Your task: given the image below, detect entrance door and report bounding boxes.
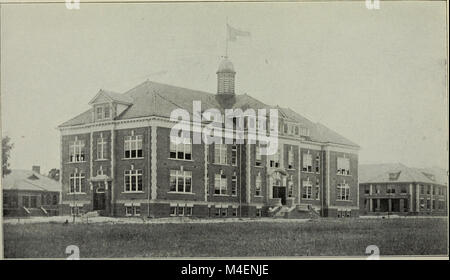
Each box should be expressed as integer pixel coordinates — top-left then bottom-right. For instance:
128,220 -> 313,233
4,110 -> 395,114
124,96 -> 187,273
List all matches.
93,192 -> 106,211
273,186 -> 286,205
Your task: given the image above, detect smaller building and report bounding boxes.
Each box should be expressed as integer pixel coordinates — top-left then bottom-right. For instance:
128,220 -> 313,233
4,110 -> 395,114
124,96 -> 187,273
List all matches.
2,167 -> 61,217
359,163 -> 447,216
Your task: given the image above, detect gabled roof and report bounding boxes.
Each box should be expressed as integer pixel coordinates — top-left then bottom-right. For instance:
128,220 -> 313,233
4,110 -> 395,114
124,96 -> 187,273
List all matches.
59,80 -> 359,148
88,89 -> 133,105
359,163 -> 448,186
2,170 -> 61,192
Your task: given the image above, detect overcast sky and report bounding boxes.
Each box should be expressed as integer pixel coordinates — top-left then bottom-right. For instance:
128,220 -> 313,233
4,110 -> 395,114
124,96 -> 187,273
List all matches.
1,1 -> 448,174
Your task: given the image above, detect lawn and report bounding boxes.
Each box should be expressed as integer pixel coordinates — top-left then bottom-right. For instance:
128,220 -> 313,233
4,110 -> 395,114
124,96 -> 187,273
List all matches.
3,218 -> 448,258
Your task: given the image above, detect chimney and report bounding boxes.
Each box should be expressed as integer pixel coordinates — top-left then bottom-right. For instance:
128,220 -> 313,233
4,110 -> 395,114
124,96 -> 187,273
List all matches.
32,165 -> 40,174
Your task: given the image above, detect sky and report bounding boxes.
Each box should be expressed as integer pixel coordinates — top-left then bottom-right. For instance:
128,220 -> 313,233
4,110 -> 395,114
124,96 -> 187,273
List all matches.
1,1 -> 448,175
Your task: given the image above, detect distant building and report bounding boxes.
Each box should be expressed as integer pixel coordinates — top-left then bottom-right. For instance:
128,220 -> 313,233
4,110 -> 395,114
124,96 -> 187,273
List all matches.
2,167 -> 61,216
359,163 -> 447,216
58,58 -> 360,218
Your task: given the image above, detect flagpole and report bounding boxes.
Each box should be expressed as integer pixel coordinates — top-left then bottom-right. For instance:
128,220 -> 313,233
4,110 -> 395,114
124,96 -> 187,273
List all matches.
225,16 -> 229,58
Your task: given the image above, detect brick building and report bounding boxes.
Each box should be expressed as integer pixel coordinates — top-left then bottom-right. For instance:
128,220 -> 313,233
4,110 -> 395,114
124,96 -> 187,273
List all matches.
2,166 -> 60,217
58,58 -> 360,218
359,163 -> 448,216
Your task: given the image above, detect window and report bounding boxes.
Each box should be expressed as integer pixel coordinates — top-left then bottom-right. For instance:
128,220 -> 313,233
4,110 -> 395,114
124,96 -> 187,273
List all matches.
302,180 -> 313,199
288,179 -> 294,198
365,186 -> 370,194
426,199 -> 431,210
288,147 -> 294,169
231,145 -> 238,166
231,175 -> 237,196
294,126 -> 299,135
337,157 -> 350,175
300,126 -> 309,137
255,145 -> 262,166
97,136 -> 108,160
420,185 -> 425,194
96,104 -> 111,120
214,144 -> 227,164
337,182 -> 350,201
214,173 -> 227,195
221,208 -> 228,217
169,137 -> 192,160
170,206 -> 177,216
69,139 -> 85,162
169,169 -> 192,193
215,207 -> 221,216
178,206 -> 185,216
432,199 -> 436,210
401,185 -> 407,194
69,171 -> 86,193
387,185 -> 396,194
125,206 -> 140,216
232,208 -> 238,217
420,199 -> 425,210
255,174 -> 262,196
315,179 -> 320,200
124,169 -> 143,192
269,151 -> 279,168
302,153 -> 312,172
283,124 -> 288,134
375,185 -> 381,194
315,155 -> 320,173
124,135 -> 143,158
427,185 -> 431,195
186,206 -> 193,216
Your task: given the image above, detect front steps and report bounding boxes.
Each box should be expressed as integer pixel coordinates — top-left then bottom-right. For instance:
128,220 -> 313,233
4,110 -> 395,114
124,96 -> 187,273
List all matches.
270,204 -> 321,219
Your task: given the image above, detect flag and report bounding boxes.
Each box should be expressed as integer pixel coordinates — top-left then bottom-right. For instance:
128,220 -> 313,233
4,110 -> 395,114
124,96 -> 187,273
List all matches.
227,24 -> 251,42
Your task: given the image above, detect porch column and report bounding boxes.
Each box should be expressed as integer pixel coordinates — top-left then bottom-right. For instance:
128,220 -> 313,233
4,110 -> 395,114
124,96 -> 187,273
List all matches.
388,198 -> 392,212
377,199 -> 380,211
369,198 -> 373,212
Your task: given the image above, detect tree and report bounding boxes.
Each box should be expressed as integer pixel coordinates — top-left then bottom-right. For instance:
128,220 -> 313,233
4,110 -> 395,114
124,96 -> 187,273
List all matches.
48,168 -> 60,181
2,136 -> 13,177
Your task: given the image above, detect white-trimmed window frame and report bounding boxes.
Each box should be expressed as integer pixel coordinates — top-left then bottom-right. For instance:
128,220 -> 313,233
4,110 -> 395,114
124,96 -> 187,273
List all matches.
124,169 -> 143,192
169,137 -> 192,160
337,157 -> 350,175
169,169 -> 193,193
214,144 -> 228,165
124,135 -> 143,159
302,153 -> 312,172
288,147 -> 294,169
69,139 -> 85,163
231,145 -> 238,166
302,179 -> 313,199
231,174 -> 237,196
214,173 -> 227,195
337,182 -> 350,201
69,171 -> 85,194
255,173 -> 262,196
97,135 -> 108,160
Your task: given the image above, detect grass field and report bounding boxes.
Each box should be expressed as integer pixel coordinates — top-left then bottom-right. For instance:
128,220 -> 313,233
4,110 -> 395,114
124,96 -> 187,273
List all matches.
3,217 -> 448,258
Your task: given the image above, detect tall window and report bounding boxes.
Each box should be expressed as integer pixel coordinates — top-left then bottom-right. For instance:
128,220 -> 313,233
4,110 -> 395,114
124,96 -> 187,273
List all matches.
337,182 -> 350,201
302,180 -> 312,199
97,136 -> 108,160
255,145 -> 262,166
288,147 -> 294,169
270,149 -> 280,168
315,155 -> 320,173
302,153 -> 312,172
231,145 -> 238,166
288,177 -> 294,197
69,171 -> 85,193
214,173 -> 227,195
169,169 -> 192,193
214,144 -> 227,165
231,174 -> 237,196
124,135 -> 143,158
315,179 -> 320,200
337,157 -> 350,175
255,174 -> 262,196
170,137 -> 192,160
69,139 -> 85,162
124,169 -> 143,192
387,185 -> 396,194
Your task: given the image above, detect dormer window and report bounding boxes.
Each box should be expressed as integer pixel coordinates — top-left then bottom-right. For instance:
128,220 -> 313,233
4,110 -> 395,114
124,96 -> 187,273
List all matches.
96,104 -> 111,121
